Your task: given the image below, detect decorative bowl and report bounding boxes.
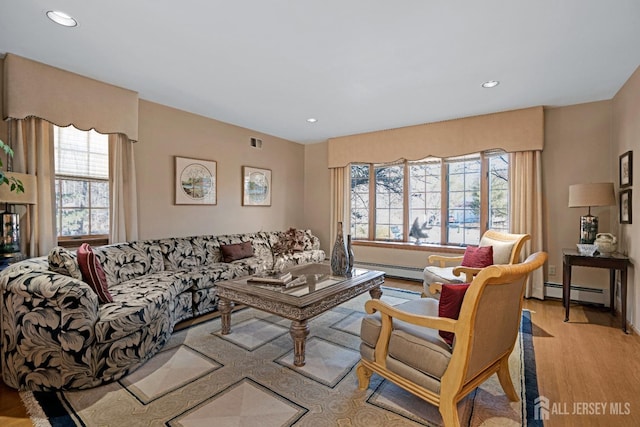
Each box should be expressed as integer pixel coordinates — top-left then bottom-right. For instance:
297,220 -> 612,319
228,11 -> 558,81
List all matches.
576,243 -> 598,256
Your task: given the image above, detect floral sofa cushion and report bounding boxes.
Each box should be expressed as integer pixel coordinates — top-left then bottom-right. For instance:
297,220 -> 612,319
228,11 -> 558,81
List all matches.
95,271 -> 187,343
48,246 -> 83,280
189,235 -> 217,264
95,241 -> 164,287
157,237 -> 200,270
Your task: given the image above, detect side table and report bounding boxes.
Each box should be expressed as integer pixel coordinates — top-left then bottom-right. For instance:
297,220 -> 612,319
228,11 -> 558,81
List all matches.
562,249 -> 630,333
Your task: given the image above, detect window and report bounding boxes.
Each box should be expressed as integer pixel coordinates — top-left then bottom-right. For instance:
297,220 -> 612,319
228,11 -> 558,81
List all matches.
350,165 -> 370,239
54,125 -> 109,240
375,164 -> 404,240
349,151 -> 509,246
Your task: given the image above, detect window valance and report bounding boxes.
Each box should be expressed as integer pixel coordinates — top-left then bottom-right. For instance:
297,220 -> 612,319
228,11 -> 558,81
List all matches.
327,106 -> 543,168
3,54 -> 139,141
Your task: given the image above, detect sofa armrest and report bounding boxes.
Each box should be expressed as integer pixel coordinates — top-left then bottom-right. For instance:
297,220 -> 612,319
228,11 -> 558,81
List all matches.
1,270 -> 100,390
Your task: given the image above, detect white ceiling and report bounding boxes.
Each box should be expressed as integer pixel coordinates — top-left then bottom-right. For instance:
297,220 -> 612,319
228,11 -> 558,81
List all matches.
1,1 -> 639,144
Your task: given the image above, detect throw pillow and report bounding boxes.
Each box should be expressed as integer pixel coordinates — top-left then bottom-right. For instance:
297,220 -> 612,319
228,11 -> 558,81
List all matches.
460,245 -> 493,268
438,283 -> 471,346
220,241 -> 254,263
48,246 -> 83,280
77,243 -> 113,304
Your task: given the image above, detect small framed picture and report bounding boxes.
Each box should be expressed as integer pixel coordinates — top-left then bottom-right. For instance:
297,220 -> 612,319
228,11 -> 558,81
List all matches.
242,166 -> 272,206
620,189 -> 632,224
619,151 -> 633,188
175,156 -> 217,205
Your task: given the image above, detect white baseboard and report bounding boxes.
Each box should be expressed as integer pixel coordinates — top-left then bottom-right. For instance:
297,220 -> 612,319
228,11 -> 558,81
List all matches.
544,282 -> 609,307
354,262 -> 423,282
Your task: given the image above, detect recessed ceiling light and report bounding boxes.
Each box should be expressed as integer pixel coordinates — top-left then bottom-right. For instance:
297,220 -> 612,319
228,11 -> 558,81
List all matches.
306,118 -> 318,123
46,10 -> 78,27
481,80 -> 499,88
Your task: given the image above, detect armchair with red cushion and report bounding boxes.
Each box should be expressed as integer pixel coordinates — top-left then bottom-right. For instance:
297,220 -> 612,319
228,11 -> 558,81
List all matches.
422,230 -> 531,297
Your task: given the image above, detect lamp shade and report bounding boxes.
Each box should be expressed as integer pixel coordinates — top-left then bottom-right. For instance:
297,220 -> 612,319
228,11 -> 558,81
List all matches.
0,172 -> 37,205
568,182 -> 615,208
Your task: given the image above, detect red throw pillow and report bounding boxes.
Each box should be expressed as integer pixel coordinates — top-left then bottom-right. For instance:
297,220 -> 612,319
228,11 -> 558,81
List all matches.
461,245 -> 493,268
220,241 -> 254,263
77,243 -> 113,304
438,283 -> 471,346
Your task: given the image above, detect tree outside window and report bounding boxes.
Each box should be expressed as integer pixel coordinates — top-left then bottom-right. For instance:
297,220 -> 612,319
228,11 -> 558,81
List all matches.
54,125 -> 109,240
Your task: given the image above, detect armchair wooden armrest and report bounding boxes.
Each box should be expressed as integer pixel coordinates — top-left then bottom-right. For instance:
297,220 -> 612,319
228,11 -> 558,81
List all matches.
428,254 -> 464,268
428,282 -> 443,295
364,299 -> 457,332
452,266 -> 482,283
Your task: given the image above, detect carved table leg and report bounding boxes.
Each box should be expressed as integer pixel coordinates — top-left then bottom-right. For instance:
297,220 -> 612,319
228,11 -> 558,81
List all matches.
218,298 -> 234,335
369,286 -> 382,299
290,320 -> 310,367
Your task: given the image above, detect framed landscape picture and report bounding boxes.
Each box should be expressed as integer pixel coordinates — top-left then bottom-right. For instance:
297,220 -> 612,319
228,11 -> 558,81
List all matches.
175,156 -> 217,205
242,166 -> 271,206
620,189 -> 632,224
619,151 -> 633,188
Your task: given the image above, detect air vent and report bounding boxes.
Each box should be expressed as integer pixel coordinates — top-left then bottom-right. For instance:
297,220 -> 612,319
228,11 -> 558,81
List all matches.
250,137 -> 263,148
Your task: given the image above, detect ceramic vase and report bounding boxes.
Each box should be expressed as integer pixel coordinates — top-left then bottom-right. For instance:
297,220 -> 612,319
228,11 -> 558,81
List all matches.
331,222 -> 349,275
347,234 -> 354,274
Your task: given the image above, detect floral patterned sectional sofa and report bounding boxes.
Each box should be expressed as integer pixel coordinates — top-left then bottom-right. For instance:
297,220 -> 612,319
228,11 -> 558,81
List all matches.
0,230 -> 325,391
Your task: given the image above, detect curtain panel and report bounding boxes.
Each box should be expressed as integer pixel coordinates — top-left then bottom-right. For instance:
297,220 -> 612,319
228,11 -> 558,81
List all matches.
109,134 -> 139,243
329,167 -> 348,248
510,150 -> 545,299
10,118 -> 57,257
3,53 -> 139,141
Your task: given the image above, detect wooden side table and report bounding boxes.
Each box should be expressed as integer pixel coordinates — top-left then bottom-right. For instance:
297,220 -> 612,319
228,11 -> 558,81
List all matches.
562,249 -> 631,333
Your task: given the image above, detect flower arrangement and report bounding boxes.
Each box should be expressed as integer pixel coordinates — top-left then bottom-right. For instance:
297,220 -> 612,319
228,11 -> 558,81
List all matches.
269,227 -> 306,271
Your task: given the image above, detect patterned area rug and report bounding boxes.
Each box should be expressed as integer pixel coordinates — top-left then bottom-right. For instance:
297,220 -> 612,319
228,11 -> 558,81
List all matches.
20,287 -> 540,426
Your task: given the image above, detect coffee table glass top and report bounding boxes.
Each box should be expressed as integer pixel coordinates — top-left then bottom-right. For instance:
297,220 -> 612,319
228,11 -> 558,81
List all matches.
225,263 -> 370,298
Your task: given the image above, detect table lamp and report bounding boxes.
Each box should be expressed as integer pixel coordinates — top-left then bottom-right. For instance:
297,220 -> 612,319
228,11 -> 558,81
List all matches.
0,172 -> 37,255
568,182 -> 616,244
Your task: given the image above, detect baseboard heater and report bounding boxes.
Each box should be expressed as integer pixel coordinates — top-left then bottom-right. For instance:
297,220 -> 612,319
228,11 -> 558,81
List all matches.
544,282 -> 608,306
354,262 -> 423,282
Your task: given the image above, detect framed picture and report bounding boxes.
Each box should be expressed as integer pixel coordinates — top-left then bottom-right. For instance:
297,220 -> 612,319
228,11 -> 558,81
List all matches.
619,151 -> 633,188
620,189 -> 632,224
175,156 -> 217,205
242,166 -> 272,206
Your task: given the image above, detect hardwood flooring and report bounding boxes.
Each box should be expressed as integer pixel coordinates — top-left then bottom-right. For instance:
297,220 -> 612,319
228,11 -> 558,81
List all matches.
2,277 -> 640,426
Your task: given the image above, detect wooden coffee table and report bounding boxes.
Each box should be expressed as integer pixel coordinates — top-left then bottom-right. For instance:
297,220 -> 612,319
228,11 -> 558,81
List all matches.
216,263 -> 384,366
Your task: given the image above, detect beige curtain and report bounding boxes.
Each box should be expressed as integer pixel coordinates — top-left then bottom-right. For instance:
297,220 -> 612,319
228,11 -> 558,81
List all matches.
510,150 -> 545,299
109,134 -> 139,243
10,118 -> 57,257
329,167 -> 348,247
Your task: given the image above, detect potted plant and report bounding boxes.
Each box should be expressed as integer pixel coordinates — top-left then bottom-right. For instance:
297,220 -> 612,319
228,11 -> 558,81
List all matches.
0,138 -> 25,255
0,139 -> 24,194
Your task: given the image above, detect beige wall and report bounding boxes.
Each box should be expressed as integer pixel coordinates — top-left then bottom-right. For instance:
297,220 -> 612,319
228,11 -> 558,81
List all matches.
543,101 -> 615,289
613,65 -> 640,328
135,100 -> 306,240
303,141 -> 331,253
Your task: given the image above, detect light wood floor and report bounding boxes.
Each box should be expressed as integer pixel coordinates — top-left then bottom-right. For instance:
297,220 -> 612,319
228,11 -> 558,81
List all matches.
2,278 -> 640,426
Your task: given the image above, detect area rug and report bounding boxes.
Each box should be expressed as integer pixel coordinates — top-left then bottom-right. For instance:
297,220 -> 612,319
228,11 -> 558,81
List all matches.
20,287 -> 540,426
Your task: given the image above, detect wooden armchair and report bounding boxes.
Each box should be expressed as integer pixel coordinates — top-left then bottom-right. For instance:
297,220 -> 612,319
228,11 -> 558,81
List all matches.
357,252 -> 547,427
423,230 -> 531,296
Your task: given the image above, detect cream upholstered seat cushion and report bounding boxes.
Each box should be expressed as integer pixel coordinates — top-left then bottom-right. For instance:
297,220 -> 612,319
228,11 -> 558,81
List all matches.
423,266 -> 465,293
360,298 -> 453,393
479,235 -> 516,265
